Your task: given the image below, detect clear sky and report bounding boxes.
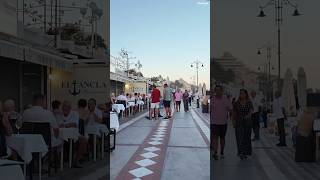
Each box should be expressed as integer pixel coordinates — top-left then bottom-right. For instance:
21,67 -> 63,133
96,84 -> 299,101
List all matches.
214,0 -> 320,89
110,0 -> 210,87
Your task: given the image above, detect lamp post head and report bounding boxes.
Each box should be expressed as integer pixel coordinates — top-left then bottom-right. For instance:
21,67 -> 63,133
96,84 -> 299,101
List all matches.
292,9 -> 301,16
258,10 -> 266,17
257,49 -> 261,55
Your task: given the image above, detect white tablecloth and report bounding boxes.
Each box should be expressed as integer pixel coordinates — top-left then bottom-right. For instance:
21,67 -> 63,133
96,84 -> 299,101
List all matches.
6,134 -> 48,163
0,159 -> 24,166
112,104 -> 125,114
86,124 -> 109,137
137,100 -> 145,105
59,128 -> 80,141
110,112 -> 119,131
127,101 -> 135,108
0,164 -> 24,180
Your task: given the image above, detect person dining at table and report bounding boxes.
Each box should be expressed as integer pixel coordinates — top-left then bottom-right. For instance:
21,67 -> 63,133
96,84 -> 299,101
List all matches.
87,98 -> 103,125
1,106 -> 13,136
61,101 -> 88,168
3,99 -> 21,133
52,100 -> 63,125
116,91 -> 128,117
22,94 -> 62,147
110,93 -> 116,105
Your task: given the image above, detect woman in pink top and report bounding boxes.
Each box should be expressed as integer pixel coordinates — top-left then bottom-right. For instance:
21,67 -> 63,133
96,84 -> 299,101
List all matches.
174,89 -> 183,112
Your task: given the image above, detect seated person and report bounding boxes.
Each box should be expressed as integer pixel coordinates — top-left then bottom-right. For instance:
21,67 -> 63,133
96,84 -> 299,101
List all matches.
61,101 -> 88,168
87,99 -> 103,125
22,94 -> 62,147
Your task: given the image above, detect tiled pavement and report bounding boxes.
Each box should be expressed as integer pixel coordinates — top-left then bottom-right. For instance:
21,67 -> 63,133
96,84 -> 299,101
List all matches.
110,106 -> 210,180
212,119 -> 320,180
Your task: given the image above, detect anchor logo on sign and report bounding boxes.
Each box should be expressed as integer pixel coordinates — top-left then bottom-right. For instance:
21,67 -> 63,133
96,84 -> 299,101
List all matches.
69,80 -> 81,96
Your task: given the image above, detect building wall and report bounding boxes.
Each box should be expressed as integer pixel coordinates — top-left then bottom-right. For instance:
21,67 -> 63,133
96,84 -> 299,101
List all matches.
50,64 -> 107,108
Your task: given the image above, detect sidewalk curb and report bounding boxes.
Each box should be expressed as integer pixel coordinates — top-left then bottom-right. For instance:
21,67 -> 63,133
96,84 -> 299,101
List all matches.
190,109 -> 210,145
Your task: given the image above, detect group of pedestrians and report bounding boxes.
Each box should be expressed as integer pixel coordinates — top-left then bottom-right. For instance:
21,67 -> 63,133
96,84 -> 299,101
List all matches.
148,83 -> 193,120
211,85 -> 287,160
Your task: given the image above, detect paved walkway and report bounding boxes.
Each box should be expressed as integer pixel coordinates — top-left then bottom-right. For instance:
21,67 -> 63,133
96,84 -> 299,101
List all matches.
110,106 -> 210,180
212,122 -> 320,180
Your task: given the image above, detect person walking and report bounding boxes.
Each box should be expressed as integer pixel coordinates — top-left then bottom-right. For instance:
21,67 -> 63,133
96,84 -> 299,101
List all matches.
188,91 -> 192,106
273,91 -> 287,146
211,85 -> 233,160
232,89 -> 254,160
250,90 -> 261,141
163,84 -> 173,119
183,90 -> 190,112
174,89 -> 183,112
149,85 -> 161,120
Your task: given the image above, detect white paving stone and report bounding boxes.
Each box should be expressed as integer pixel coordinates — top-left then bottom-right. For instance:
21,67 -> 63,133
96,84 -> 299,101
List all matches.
144,146 -> 161,152
154,132 -> 165,135
151,137 -> 163,141
153,134 -> 165,138
129,167 -> 153,178
148,141 -> 162,145
135,159 -> 156,167
140,152 -> 159,159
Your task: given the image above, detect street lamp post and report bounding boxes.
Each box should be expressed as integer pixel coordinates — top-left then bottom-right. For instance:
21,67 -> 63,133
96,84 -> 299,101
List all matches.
257,42 -> 275,109
191,60 -> 204,108
257,0 -> 301,92
190,60 -> 204,92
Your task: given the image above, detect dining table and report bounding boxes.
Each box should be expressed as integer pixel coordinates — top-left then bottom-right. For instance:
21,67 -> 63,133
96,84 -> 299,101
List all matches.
86,124 -> 109,161
6,134 -> 48,180
0,160 -> 25,180
58,127 -> 80,169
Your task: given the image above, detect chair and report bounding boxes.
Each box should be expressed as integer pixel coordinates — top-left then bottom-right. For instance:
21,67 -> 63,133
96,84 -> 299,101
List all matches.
20,122 -> 58,176
0,128 -> 8,158
78,119 -> 85,136
109,129 -> 116,151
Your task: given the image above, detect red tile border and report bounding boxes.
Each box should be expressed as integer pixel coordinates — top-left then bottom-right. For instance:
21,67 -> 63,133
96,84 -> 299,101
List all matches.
115,116 -> 174,180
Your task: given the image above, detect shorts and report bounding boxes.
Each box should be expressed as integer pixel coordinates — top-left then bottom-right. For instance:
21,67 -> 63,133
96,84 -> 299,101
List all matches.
175,101 -> 181,105
211,124 -> 227,137
150,102 -> 160,109
163,100 -> 171,108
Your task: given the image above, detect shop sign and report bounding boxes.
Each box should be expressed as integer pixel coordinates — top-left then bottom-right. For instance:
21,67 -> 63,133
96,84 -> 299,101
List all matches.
61,80 -> 107,96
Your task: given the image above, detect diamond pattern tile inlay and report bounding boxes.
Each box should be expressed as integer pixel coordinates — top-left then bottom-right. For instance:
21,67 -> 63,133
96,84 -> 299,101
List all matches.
148,141 -> 162,145
140,152 -> 159,159
151,137 -> 163,141
135,159 -> 156,167
129,167 -> 153,178
144,146 -> 161,152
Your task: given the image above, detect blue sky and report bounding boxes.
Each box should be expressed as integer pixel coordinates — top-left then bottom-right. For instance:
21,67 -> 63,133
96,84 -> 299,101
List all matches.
214,0 -> 320,89
110,0 -> 210,86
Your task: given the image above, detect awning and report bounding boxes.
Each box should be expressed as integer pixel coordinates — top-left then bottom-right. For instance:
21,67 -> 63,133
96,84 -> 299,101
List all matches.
0,40 -> 24,61
24,47 -> 73,72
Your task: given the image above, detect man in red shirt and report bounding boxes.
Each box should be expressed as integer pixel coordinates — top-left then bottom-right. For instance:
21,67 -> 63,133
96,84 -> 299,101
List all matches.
150,84 -> 161,120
